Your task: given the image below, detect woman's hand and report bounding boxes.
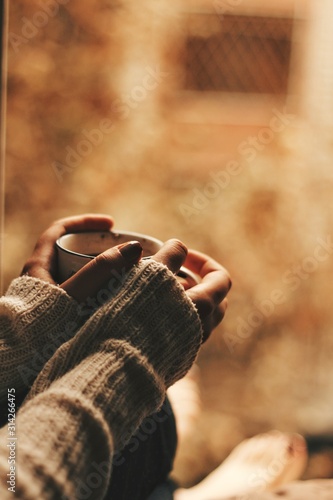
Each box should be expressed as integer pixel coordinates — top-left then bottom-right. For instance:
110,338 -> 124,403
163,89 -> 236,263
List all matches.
60,238 -> 186,303
21,214 -> 115,284
147,240 -> 231,343
183,250 -> 231,342
62,238 -> 231,342
23,216 -> 231,342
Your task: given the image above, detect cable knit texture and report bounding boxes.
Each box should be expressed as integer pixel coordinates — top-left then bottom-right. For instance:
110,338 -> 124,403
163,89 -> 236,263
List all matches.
0,260 -> 203,499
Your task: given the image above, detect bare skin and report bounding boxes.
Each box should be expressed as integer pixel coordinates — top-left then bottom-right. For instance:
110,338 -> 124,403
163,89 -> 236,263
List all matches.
174,431 -> 308,500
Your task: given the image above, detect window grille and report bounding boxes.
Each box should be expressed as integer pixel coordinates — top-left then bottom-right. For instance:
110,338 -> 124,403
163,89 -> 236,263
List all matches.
183,13 -> 294,95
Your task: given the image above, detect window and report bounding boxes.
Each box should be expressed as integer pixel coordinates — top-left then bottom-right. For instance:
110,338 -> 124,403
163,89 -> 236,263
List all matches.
183,13 -> 294,95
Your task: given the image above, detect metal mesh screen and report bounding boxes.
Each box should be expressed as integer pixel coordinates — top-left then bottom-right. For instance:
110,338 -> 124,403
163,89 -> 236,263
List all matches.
183,13 -> 294,94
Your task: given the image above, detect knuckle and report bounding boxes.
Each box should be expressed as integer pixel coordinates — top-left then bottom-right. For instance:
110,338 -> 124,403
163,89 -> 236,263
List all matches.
51,218 -> 64,228
216,271 -> 232,300
93,248 -> 120,271
220,268 -> 232,290
22,258 -> 36,273
94,251 -> 112,267
166,239 -> 188,258
197,293 -> 215,317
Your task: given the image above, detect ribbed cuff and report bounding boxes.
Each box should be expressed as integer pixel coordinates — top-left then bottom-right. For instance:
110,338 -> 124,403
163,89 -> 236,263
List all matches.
0,276 -> 80,393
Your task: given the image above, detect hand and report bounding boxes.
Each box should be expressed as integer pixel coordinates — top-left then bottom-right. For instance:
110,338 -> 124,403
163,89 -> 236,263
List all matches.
184,249 -> 231,342
60,238 -> 185,303
24,216 -> 231,340
21,214 -> 115,284
62,238 -> 231,343
152,242 -> 232,343
60,240 -> 143,302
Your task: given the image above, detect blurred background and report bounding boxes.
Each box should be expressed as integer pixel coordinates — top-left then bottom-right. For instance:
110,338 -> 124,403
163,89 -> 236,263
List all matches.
2,0 -> 333,487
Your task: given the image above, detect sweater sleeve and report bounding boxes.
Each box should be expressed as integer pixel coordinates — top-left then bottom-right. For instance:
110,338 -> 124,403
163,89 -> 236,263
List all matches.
0,260 -> 203,500
0,277 -> 80,402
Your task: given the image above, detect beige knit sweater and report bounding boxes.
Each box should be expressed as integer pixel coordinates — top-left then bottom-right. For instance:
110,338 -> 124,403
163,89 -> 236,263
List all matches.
0,260 -> 203,499
2,261 -> 331,500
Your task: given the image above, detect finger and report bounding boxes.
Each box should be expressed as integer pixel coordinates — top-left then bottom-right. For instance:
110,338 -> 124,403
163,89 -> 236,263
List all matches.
176,274 -> 198,290
201,299 -> 228,343
52,213 -> 114,235
22,214 -> 114,281
213,299 -> 228,326
60,241 -> 142,303
184,249 -> 231,281
35,213 -> 114,257
185,249 -> 231,303
186,267 -> 231,310
183,250 -> 231,341
152,239 -> 188,274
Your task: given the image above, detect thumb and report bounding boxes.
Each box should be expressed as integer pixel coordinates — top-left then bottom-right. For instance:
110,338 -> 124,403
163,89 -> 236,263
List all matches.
60,241 -> 143,303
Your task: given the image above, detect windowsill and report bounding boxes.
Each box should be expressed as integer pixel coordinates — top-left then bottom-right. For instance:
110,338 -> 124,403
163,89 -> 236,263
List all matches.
168,91 -> 288,127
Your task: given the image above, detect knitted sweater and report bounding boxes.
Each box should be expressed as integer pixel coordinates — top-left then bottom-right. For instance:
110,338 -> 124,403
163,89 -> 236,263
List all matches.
0,260 -> 203,499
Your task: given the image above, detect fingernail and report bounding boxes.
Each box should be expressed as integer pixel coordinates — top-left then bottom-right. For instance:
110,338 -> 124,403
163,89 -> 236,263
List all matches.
119,241 -> 143,261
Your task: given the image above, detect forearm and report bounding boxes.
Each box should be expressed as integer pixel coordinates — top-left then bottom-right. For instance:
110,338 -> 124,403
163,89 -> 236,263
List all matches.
0,387 -> 113,500
0,339 -> 181,498
0,260 -> 202,499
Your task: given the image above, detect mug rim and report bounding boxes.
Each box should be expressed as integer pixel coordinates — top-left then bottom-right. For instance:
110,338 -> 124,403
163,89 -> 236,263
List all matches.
56,230 -> 200,284
56,230 -> 163,259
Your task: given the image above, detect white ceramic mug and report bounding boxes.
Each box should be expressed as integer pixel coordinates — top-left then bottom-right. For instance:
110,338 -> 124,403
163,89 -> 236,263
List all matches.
56,230 -> 199,284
